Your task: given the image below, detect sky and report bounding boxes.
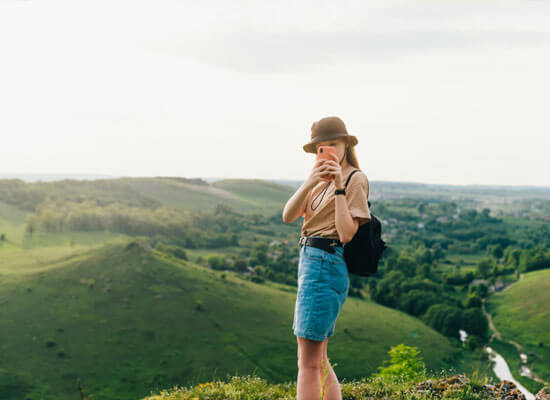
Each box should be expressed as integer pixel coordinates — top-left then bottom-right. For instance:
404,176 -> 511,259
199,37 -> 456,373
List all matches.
1,0 -> 549,187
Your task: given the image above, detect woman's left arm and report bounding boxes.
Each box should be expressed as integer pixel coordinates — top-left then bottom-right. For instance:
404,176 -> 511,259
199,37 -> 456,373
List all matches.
334,194 -> 359,244
323,155 -> 371,244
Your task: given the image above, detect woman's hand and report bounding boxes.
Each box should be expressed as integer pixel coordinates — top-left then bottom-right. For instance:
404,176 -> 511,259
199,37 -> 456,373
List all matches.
322,152 -> 344,189
304,158 -> 333,188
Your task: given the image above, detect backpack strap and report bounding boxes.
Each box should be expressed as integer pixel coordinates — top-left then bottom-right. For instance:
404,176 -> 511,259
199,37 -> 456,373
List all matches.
345,169 -> 372,208
344,169 -> 360,189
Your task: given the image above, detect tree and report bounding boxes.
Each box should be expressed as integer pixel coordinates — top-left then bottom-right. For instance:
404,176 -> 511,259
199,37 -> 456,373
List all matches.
233,258 -> 248,272
504,247 -> 521,267
25,215 -> 38,237
398,290 -> 439,316
476,258 -> 493,279
465,294 -> 482,308
207,255 -> 225,270
394,255 -> 416,277
422,304 -> 463,339
466,334 -> 483,350
462,308 -> 488,338
371,270 -> 406,307
491,244 -> 503,260
469,283 -> 488,298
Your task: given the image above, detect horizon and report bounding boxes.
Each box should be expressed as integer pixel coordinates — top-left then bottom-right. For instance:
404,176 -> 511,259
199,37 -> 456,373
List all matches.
1,171 -> 549,190
1,1 -> 549,187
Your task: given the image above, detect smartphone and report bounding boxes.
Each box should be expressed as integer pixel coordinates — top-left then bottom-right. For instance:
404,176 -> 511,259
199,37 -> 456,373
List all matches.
317,146 -> 336,181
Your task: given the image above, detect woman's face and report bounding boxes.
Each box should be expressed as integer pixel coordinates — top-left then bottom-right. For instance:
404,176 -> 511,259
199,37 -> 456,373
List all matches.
315,137 -> 346,163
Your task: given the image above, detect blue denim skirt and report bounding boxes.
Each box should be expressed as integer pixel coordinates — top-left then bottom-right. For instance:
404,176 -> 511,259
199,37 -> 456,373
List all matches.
292,242 -> 350,341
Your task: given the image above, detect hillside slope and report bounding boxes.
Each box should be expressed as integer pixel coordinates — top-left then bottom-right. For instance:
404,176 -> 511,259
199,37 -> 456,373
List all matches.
485,269 -> 550,382
122,177 -> 293,214
0,240 -> 465,400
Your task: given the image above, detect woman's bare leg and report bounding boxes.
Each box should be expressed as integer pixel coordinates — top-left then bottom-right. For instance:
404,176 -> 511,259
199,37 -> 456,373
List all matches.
296,336 -> 324,400
320,338 -> 342,400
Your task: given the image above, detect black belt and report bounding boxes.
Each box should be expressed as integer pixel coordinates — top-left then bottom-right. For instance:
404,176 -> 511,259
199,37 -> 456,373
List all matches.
299,236 -> 342,254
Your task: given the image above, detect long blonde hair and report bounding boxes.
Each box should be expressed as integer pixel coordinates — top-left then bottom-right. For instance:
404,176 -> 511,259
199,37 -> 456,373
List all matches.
344,138 -> 360,169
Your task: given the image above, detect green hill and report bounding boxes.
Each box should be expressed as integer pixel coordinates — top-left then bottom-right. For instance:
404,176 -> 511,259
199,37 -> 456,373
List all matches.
212,179 -> 295,208
0,177 -> 294,216
485,269 -> 550,381
0,239 -> 479,400
121,177 -> 294,214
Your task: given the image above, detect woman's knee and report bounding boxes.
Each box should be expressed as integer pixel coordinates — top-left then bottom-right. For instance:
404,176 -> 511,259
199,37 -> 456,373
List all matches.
297,337 -> 326,369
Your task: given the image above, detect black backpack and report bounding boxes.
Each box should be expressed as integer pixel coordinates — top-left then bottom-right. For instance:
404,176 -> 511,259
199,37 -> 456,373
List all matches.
342,169 -> 387,277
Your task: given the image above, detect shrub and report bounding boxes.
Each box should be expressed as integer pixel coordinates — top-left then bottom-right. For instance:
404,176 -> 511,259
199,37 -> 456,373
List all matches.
250,276 -> 265,284
374,344 -> 427,383
466,334 -> 482,351
465,294 -> 482,308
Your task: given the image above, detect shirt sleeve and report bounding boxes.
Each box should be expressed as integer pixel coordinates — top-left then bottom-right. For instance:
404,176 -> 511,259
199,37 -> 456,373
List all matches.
346,171 -> 371,225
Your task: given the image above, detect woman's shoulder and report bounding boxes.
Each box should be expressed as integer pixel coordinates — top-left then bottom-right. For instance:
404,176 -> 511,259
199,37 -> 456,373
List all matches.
347,169 -> 368,185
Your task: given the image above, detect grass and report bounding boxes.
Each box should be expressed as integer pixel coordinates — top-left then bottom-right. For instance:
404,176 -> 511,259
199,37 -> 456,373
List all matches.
485,269 -> 550,382
141,369 -> 500,400
121,177 -> 293,214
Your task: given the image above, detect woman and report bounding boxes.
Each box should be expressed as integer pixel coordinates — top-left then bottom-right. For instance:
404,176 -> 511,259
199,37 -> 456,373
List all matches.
282,116 -> 371,400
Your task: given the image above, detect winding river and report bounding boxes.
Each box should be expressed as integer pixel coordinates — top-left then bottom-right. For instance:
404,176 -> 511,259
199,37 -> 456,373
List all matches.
459,329 -> 535,400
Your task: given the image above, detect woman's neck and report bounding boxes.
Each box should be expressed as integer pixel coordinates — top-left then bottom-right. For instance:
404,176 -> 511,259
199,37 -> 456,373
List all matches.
341,161 -> 355,176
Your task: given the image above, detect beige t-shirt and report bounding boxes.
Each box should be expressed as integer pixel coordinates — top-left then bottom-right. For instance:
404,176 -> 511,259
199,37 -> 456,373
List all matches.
301,168 -> 371,240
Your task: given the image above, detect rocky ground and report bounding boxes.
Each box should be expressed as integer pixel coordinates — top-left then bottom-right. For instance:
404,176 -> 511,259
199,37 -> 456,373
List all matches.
413,373 -> 549,400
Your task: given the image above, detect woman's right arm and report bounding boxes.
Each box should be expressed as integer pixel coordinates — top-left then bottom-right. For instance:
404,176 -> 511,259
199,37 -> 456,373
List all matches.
282,159 -> 327,223
282,181 -> 315,223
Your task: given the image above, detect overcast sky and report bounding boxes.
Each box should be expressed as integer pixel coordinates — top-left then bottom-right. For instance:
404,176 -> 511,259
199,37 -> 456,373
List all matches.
1,0 -> 549,186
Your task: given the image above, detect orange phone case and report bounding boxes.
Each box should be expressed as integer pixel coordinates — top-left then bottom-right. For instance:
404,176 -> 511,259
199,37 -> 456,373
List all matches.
317,146 -> 336,181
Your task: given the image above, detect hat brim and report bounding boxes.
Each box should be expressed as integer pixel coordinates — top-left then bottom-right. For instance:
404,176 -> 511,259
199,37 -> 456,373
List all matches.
303,134 -> 358,153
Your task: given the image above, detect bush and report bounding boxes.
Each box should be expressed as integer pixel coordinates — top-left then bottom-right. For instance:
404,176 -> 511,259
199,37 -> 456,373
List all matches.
250,276 -> 265,284
374,344 -> 427,383
469,283 -> 488,298
465,294 -> 482,308
422,304 -> 462,339
466,334 -> 483,351
207,255 -> 225,270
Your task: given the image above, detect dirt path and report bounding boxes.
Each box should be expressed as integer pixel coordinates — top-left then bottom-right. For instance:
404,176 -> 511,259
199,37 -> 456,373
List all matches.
482,273 -> 547,384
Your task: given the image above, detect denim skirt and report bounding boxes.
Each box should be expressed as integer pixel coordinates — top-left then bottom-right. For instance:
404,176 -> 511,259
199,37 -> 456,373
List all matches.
292,242 -> 350,341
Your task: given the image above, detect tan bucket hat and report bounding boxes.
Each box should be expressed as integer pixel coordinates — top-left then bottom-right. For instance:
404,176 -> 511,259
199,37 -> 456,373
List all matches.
303,116 -> 358,153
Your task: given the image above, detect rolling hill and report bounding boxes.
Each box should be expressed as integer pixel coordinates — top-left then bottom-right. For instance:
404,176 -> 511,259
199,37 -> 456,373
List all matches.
122,177 -> 294,214
0,238 -> 475,400
485,269 -> 550,382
